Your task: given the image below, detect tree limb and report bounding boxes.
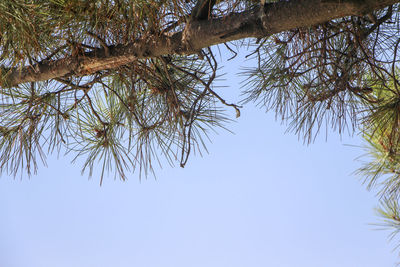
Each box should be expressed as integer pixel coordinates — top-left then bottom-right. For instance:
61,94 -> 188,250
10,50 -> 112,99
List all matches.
191,0 -> 217,21
1,0 -> 398,88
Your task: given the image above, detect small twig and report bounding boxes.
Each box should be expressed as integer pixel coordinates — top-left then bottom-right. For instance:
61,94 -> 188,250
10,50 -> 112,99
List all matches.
41,45 -> 68,62
224,43 -> 238,61
245,38 -> 268,58
86,31 -> 110,57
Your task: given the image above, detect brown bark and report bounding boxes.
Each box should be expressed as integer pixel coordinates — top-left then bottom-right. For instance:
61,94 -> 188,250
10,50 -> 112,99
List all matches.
2,0 -> 398,88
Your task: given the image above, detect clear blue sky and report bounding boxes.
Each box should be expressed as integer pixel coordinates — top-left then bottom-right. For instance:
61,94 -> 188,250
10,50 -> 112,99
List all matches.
0,50 -> 398,267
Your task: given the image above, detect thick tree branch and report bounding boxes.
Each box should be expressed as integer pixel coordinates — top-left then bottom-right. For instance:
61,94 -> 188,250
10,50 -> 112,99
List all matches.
191,0 -> 217,21
2,0 -> 398,88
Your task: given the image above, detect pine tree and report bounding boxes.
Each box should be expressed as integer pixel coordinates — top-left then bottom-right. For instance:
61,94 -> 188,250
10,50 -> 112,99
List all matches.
2,0 -> 400,248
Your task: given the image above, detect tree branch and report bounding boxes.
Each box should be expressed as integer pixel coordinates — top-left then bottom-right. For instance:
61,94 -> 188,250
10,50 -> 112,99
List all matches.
1,0 -> 398,88
191,0 -> 217,21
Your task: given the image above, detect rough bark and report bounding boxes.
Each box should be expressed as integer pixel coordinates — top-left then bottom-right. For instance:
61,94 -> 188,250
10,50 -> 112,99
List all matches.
2,0 -> 398,88
191,0 -> 217,21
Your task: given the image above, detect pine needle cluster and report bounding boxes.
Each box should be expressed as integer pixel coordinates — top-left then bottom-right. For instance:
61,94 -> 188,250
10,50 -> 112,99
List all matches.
2,1 -> 400,245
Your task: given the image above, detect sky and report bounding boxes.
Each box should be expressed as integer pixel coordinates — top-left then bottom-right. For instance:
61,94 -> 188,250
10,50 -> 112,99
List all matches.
0,51 -> 399,267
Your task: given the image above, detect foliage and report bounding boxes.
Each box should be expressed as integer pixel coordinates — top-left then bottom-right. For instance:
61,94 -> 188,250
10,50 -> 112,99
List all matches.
2,0 -> 400,251
0,0 -> 238,182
